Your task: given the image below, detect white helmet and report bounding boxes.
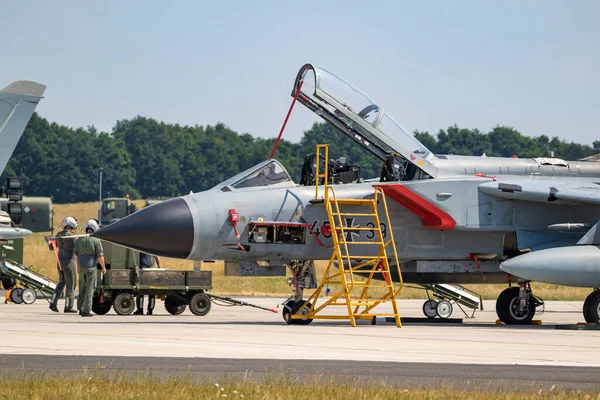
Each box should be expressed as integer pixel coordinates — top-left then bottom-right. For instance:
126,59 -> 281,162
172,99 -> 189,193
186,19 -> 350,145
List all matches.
61,216 -> 78,230
84,219 -> 99,233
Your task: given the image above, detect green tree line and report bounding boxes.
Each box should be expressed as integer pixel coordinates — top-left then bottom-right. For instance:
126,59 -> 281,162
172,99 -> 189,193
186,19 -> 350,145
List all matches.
2,113 -> 598,203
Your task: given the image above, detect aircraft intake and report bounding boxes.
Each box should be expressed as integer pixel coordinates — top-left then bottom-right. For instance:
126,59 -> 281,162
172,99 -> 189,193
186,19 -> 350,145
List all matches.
500,245 -> 600,287
93,197 -> 194,259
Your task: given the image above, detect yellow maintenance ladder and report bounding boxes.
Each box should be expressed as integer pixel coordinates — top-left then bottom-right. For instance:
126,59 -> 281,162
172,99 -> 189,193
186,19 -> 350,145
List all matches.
291,144 -> 404,327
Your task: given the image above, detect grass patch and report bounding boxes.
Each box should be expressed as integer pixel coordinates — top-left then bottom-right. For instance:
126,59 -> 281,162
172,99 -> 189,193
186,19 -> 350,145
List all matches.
21,202 -> 592,301
0,374 -> 597,400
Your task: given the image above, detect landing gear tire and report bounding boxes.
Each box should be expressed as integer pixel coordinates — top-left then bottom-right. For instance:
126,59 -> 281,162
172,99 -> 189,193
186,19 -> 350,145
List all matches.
282,299 -> 296,324
422,300 -> 439,318
113,293 -> 135,315
92,297 -> 113,315
21,288 -> 37,304
436,300 -> 453,319
496,287 -> 535,325
289,301 -> 313,325
583,290 -> 600,323
165,296 -> 187,315
10,287 -> 24,304
189,292 -> 211,316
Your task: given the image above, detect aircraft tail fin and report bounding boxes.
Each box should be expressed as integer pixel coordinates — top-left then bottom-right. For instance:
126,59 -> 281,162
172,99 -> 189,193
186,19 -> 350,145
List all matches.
577,221 -> 600,245
0,80 -> 46,174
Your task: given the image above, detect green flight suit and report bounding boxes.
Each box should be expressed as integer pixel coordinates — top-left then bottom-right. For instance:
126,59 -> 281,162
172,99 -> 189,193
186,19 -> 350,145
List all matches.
74,236 -> 103,314
50,229 -> 77,310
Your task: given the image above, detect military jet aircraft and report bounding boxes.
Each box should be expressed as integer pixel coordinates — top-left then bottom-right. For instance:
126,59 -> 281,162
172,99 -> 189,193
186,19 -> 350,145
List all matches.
0,80 -> 46,240
93,64 -> 600,324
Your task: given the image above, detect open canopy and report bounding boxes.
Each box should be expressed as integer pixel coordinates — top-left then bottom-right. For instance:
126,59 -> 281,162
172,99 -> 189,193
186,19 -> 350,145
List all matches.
293,63 -> 438,178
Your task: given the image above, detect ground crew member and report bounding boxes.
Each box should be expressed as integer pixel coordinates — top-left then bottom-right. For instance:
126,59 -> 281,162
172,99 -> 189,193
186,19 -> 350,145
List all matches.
74,219 -> 106,317
49,217 -> 79,313
134,253 -> 161,315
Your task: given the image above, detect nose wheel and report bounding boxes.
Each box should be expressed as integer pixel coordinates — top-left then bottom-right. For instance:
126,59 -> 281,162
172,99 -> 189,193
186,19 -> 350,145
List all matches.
282,299 -> 313,325
282,299 -> 296,323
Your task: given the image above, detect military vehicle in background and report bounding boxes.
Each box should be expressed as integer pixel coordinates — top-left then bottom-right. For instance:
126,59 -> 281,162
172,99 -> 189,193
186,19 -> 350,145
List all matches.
1,179 -> 54,291
0,195 -> 53,265
0,196 -> 53,233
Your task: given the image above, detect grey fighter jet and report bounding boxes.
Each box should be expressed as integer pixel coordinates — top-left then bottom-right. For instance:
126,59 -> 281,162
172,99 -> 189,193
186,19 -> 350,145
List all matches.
94,64 -> 600,324
0,80 -> 46,240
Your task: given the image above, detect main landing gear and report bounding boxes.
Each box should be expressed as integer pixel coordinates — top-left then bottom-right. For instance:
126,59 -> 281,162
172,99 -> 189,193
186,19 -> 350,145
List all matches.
496,282 -> 544,325
583,289 -> 600,323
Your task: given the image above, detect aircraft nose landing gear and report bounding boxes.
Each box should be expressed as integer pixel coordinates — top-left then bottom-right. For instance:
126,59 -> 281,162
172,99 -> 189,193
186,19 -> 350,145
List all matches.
496,282 -> 544,325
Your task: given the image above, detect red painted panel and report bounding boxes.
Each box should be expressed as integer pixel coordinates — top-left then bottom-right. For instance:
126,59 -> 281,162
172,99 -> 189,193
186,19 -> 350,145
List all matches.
374,184 -> 456,230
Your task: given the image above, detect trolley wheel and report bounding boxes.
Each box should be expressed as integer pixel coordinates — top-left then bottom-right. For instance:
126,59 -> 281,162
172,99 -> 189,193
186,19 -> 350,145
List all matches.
282,299 -> 296,324
189,292 -> 211,316
2,278 -> 16,290
113,293 -> 135,315
92,297 -> 113,315
436,300 -> 453,319
164,296 -> 187,315
422,300 -> 439,318
21,288 -> 37,304
10,287 -> 24,304
290,301 -> 313,325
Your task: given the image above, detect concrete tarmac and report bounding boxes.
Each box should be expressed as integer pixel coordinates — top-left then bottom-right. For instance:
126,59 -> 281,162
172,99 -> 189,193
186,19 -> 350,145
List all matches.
1,297 -> 599,390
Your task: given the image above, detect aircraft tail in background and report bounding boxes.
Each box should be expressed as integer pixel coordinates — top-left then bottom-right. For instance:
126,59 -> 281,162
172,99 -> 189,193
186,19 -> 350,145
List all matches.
0,80 -> 46,174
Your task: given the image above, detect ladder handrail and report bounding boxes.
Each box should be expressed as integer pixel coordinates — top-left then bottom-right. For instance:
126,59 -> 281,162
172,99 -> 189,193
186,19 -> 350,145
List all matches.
375,186 -> 404,288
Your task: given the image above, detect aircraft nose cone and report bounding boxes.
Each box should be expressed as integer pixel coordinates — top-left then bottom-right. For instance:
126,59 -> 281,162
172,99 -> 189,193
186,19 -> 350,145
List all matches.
93,197 -> 194,258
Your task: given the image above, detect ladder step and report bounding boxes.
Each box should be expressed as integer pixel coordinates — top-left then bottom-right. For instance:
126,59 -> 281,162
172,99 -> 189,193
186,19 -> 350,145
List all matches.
321,281 -> 393,289
340,256 -> 380,259
329,199 -> 375,206
350,282 -> 395,288
330,212 -> 377,217
350,301 -> 379,306
355,314 -> 400,318
340,241 -> 384,245
337,227 -> 382,231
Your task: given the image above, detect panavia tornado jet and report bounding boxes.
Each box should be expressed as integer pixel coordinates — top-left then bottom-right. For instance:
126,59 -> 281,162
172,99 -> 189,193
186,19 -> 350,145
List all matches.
94,64 -> 600,324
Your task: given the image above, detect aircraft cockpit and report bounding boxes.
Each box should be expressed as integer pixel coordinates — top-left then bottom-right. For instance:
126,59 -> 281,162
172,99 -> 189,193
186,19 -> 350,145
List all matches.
210,160 -> 295,192
292,63 -> 438,180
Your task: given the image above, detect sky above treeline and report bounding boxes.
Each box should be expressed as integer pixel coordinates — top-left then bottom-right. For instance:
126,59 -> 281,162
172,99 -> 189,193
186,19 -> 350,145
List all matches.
2,1 -> 599,144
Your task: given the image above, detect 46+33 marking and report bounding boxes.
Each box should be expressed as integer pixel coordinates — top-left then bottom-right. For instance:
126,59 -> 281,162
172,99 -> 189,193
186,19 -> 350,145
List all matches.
309,218 -> 387,242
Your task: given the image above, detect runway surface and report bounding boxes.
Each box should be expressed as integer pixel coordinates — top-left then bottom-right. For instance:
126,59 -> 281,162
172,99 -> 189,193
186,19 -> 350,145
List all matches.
1,297 -> 599,390
2,354 -> 600,391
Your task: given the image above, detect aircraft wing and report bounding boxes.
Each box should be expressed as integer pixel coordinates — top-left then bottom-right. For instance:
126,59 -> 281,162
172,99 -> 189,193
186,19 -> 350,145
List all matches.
0,80 -> 46,174
478,177 -> 600,205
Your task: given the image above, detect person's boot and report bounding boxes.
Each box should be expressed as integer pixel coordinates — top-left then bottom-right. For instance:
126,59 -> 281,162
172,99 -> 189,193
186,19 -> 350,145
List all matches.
49,293 -> 59,313
64,297 -> 78,313
147,296 -> 155,316
133,296 -> 144,315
